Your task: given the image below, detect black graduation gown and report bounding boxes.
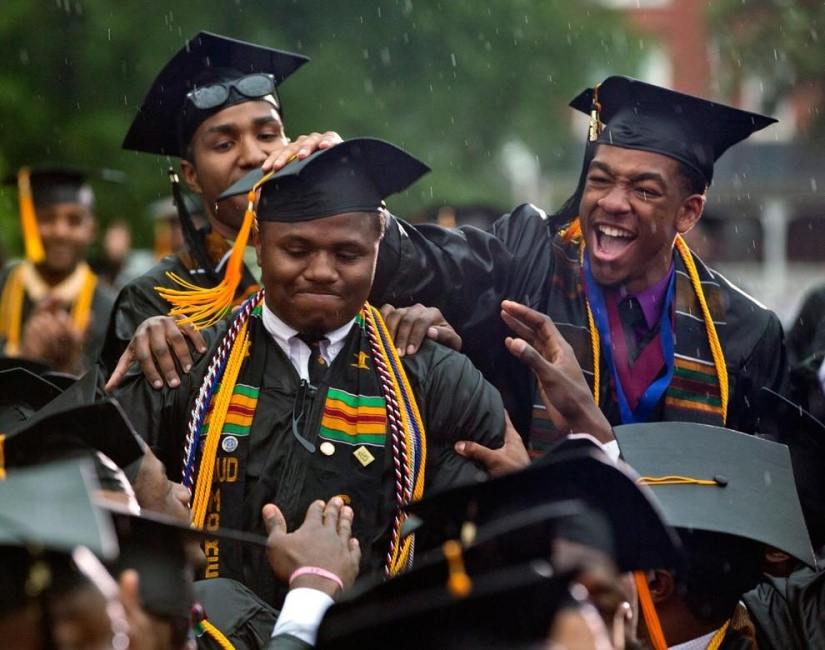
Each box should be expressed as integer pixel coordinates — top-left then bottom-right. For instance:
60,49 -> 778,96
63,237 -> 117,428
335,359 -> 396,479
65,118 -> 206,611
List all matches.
742,562 -> 825,650
109,315 -> 504,607
369,206 -> 787,438
98,230 -> 259,373
192,578 -> 279,650
0,262 -> 116,373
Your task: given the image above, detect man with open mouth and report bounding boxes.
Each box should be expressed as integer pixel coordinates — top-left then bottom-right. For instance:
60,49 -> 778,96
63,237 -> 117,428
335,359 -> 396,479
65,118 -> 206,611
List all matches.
369,75 -> 786,457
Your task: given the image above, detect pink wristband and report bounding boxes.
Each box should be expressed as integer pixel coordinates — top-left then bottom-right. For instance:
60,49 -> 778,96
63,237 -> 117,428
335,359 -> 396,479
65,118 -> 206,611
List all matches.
289,566 -> 344,592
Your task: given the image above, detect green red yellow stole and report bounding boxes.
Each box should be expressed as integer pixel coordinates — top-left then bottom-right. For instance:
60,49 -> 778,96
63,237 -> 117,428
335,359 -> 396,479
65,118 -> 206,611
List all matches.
182,290 -> 426,577
529,225 -> 728,453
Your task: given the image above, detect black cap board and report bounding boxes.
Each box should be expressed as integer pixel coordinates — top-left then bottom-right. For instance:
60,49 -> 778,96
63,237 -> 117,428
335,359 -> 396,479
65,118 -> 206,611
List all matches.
0,459 -> 118,559
614,421 -> 816,567
123,31 -> 309,157
401,436 -> 681,572
3,397 -> 145,471
2,164 -> 126,208
219,138 -> 431,222
317,560 -> 577,649
102,501 -> 267,621
569,76 -> 776,183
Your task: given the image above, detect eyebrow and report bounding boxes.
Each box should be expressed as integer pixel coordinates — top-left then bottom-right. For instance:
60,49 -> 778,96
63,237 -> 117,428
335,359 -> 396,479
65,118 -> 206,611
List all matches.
205,115 -> 282,135
589,161 -> 667,187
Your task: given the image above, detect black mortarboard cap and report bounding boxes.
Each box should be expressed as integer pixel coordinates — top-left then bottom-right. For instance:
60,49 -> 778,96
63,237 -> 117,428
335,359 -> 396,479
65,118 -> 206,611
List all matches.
317,560 -> 577,649
0,459 -> 118,559
3,163 -> 126,208
0,367 -> 62,411
122,31 -> 309,157
219,137 -> 431,222
104,502 -> 267,621
569,76 -> 777,183
401,436 -> 680,572
3,397 -> 145,471
614,422 -> 816,567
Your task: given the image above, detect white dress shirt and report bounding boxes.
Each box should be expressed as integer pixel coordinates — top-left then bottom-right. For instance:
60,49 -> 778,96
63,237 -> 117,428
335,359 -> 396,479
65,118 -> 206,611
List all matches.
261,304 -> 355,381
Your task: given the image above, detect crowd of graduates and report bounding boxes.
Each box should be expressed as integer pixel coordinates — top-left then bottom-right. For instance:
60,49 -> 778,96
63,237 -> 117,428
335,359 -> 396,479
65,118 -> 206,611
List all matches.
1,30 -> 825,650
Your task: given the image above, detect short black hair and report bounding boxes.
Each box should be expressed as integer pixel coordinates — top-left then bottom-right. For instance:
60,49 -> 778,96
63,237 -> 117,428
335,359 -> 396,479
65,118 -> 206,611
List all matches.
676,161 -> 709,197
674,529 -> 764,627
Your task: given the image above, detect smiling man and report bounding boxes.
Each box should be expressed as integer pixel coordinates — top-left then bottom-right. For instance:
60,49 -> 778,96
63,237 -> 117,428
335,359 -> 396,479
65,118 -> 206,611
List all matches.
369,76 -> 785,453
0,165 -> 116,374
100,31 -> 339,373
106,138 -> 505,607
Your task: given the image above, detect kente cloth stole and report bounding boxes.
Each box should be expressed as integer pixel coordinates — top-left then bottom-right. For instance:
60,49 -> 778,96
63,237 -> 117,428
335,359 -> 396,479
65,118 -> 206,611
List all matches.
182,292 -> 425,581
529,239 -> 726,453
0,261 -> 97,356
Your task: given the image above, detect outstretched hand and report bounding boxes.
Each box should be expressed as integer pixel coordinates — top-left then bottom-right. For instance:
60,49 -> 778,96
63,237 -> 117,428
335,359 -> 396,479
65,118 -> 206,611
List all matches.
380,303 -> 462,357
263,498 -> 361,598
262,131 -> 343,172
454,411 -> 530,477
501,300 -> 613,443
105,315 -> 207,392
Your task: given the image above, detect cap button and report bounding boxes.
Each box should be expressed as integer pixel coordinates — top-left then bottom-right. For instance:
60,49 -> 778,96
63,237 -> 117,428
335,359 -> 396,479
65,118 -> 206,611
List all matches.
713,474 -> 728,486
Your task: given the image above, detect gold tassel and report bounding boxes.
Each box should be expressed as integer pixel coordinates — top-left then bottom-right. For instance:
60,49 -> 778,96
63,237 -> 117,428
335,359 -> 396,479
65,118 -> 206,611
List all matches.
156,173 -> 274,330
17,168 -> 45,264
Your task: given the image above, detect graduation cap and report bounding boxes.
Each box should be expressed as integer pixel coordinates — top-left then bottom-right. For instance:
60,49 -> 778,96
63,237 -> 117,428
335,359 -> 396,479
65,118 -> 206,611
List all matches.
2,397 -> 145,472
0,460 -> 117,557
614,421 -> 816,567
122,31 -> 309,157
399,436 -> 680,573
163,138 -> 429,329
569,76 -> 776,184
220,137 -> 431,222
316,560 -> 578,649
103,501 -> 267,622
4,163 -> 125,263
0,460 -> 118,616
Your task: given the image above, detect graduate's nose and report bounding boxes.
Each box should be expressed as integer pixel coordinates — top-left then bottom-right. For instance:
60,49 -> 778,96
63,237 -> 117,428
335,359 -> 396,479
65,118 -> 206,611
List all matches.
238,135 -> 268,170
597,185 -> 632,214
304,252 -> 338,283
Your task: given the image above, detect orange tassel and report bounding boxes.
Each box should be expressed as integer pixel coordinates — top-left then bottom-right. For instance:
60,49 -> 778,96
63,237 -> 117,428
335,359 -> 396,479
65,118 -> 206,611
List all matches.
156,169 -> 278,330
17,168 -> 45,264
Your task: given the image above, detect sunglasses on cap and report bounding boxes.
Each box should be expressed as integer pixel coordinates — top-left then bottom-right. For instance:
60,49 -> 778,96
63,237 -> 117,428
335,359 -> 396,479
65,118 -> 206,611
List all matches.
185,73 -> 280,111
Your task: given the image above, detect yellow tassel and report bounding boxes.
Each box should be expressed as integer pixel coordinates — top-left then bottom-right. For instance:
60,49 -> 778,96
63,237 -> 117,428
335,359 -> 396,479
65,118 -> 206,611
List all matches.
200,620 -> 235,650
0,434 -> 6,480
17,168 -> 45,264
156,171 -> 277,330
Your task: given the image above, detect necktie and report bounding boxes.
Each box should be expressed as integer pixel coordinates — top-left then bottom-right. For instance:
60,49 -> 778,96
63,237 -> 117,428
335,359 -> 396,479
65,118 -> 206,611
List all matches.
618,296 -> 647,364
298,334 -> 328,385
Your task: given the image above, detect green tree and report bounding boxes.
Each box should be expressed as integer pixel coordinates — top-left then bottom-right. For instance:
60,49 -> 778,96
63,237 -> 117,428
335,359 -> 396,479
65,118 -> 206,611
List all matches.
0,1 -> 642,255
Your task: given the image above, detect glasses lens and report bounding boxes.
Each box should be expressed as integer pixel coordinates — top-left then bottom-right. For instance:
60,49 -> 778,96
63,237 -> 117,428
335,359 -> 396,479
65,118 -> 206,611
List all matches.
235,74 -> 275,99
188,84 -> 230,110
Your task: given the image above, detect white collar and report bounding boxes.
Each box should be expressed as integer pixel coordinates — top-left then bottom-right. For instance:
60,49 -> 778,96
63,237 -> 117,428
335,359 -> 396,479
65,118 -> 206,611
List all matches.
669,629 -> 718,650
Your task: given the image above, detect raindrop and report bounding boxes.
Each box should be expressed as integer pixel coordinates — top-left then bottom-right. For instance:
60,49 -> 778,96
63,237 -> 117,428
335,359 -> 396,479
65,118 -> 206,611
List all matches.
450,53 -> 456,67
811,178 -> 817,192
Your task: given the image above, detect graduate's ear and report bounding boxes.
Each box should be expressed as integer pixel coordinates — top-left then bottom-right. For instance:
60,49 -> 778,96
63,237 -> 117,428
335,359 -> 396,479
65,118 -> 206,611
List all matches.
179,159 -> 203,196
675,194 -> 705,235
646,569 -> 675,604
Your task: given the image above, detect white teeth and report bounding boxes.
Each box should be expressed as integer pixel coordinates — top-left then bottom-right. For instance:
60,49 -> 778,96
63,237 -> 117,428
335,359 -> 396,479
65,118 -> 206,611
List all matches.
598,225 -> 632,238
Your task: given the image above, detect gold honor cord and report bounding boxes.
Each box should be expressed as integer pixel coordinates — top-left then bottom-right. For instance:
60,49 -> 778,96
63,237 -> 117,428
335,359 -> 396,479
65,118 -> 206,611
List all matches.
0,263 -> 97,356
637,475 -> 723,487
0,434 -> 5,479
